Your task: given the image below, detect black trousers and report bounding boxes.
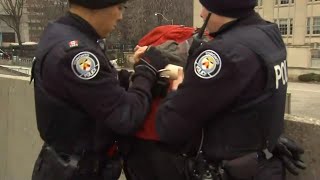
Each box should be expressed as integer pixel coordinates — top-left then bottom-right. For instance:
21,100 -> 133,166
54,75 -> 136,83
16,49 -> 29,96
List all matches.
123,140 -> 285,180
122,140 -> 185,180
31,146 -> 121,180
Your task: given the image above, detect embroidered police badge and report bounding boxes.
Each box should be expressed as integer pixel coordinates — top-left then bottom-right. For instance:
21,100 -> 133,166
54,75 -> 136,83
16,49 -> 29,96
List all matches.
71,51 -> 100,80
194,50 -> 222,79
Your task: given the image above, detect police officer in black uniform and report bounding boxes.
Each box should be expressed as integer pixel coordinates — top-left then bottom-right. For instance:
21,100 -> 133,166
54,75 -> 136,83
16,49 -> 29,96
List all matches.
135,0 -> 291,179
30,0 -> 169,180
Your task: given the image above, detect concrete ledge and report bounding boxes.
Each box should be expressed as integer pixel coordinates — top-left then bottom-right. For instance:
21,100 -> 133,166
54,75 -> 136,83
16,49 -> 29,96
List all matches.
284,114 -> 320,180
0,66 -> 30,77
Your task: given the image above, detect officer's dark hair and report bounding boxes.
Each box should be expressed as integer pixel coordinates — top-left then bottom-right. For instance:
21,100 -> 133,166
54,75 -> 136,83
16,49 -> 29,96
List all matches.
69,0 -> 128,9
199,0 -> 257,18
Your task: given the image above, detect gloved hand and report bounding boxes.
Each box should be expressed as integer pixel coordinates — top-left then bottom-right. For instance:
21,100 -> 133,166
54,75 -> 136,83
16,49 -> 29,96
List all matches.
151,77 -> 170,98
273,135 -> 306,175
134,46 -> 169,76
118,69 -> 133,90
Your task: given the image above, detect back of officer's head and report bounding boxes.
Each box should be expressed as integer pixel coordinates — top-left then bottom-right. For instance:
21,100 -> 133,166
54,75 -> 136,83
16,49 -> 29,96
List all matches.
199,0 -> 257,18
69,0 -> 128,9
199,0 -> 257,33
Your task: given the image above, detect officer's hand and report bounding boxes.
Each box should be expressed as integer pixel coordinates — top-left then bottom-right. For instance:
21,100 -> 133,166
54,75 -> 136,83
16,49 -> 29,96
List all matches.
134,46 -> 169,75
273,135 -> 306,175
171,68 -> 184,91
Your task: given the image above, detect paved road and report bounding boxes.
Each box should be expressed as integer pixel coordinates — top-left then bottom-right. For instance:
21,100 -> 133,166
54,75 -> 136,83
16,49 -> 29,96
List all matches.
288,82 -> 320,119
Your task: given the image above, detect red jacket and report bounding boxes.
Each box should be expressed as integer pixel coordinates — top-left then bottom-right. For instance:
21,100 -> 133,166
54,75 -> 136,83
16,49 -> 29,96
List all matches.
135,25 -> 203,140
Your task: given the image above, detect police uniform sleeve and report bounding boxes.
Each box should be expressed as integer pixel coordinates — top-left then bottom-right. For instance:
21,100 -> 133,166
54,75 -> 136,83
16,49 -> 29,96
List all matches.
155,41 -> 263,144
45,47 -> 156,135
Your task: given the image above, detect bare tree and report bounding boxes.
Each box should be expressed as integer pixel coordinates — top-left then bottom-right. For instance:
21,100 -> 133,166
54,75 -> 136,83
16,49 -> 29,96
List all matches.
116,0 -> 155,44
0,0 -> 25,46
113,0 -> 193,44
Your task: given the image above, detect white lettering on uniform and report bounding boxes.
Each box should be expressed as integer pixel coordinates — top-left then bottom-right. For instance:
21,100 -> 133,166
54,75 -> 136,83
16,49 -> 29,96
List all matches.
84,68 -> 97,78
274,60 -> 288,89
196,66 -> 207,76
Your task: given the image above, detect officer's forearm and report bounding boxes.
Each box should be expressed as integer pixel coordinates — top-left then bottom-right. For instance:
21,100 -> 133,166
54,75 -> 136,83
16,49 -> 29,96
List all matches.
105,71 -> 156,135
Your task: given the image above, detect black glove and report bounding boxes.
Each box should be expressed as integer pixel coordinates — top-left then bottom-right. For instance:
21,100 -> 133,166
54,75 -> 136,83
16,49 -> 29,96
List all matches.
118,69 -> 133,90
134,46 -> 169,76
151,76 -> 170,98
273,135 -> 306,175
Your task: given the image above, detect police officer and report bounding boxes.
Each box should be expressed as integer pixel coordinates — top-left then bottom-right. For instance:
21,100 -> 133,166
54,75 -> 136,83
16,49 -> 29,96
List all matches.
134,0 -> 291,179
31,0 -> 169,180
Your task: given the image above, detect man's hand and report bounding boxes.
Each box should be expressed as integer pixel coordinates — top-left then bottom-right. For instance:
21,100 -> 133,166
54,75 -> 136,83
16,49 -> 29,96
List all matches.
273,135 -> 307,175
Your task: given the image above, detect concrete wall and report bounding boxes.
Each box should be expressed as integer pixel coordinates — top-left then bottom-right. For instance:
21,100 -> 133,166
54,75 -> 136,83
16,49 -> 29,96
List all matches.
0,76 -> 319,180
287,47 -> 312,68
193,0 -> 202,28
0,75 -> 42,180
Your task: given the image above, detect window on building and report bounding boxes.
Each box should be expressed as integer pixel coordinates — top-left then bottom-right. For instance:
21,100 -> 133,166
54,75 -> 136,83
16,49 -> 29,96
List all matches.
276,18 -> 293,35
275,0 -> 294,5
311,49 -> 320,67
313,17 -> 320,34
2,32 -> 15,42
307,17 -> 320,35
279,19 -> 288,35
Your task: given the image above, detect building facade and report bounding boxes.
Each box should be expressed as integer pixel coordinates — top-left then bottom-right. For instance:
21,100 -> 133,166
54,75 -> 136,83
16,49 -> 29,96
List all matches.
193,0 -> 320,69
0,4 -> 30,47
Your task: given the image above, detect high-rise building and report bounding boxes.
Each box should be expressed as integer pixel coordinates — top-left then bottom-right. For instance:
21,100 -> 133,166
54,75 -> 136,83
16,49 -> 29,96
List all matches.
193,0 -> 320,69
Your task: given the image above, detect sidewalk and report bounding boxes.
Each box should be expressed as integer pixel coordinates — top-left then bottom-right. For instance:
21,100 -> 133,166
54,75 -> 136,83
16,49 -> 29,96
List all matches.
288,82 -> 320,119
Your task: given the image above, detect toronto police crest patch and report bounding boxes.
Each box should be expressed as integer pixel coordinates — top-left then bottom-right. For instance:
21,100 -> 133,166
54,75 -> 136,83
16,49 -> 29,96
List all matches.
71,51 -> 100,80
194,50 -> 222,79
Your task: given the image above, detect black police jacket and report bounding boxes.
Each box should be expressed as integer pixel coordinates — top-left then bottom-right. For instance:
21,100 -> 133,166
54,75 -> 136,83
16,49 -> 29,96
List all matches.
155,13 -> 288,160
32,13 -> 155,155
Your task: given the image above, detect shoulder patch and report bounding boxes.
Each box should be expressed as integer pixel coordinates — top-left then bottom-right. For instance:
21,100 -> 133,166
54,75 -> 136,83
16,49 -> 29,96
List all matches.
194,50 -> 222,79
64,40 -> 85,52
69,40 -> 79,48
71,51 -> 100,80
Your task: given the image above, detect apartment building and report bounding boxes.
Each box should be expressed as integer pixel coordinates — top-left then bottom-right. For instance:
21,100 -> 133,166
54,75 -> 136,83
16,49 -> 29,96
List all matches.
193,0 -> 320,69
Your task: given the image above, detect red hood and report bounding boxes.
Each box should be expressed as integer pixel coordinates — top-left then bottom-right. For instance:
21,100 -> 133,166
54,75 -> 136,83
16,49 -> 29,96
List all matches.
138,25 -> 196,46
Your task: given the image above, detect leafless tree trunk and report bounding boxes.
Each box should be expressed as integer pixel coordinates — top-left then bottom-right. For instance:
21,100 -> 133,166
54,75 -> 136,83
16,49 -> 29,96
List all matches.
0,0 -> 25,46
